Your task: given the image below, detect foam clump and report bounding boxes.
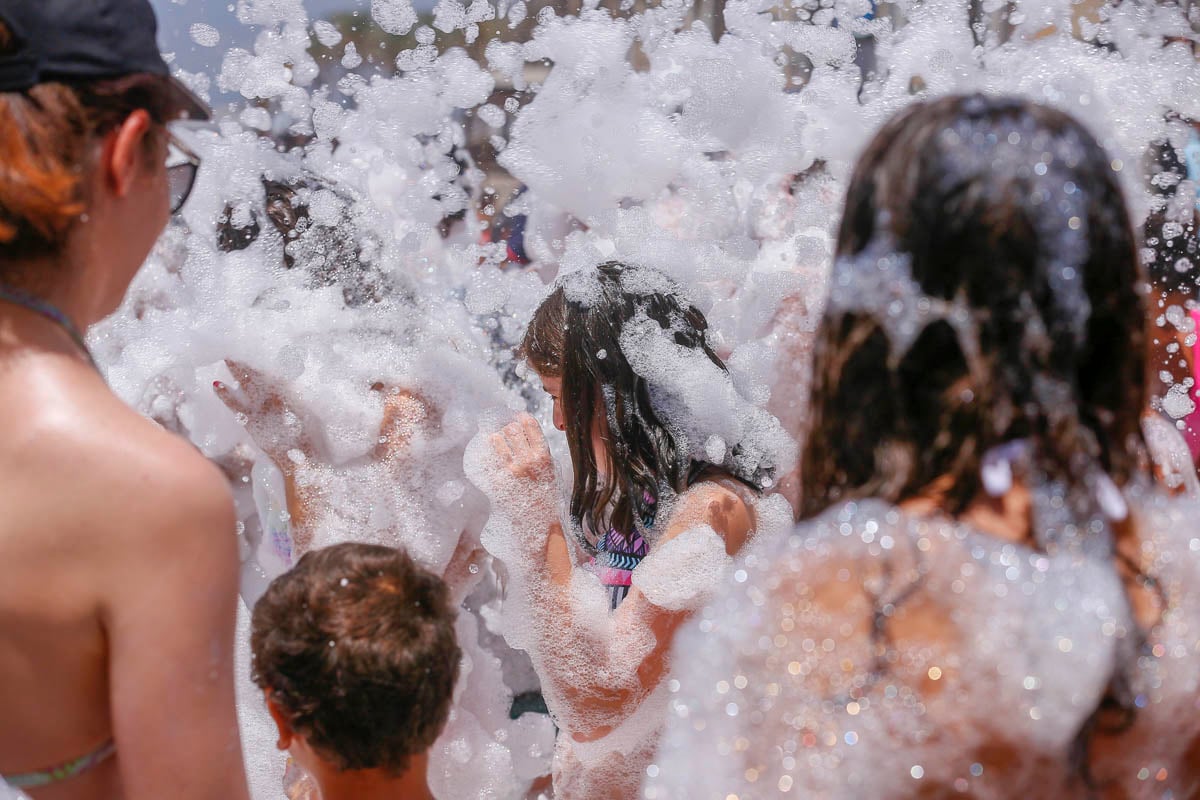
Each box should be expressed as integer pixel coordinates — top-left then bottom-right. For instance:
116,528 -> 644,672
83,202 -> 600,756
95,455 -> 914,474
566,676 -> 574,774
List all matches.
372,0 -> 418,36
646,497 -> 1131,797
233,599 -> 289,800
500,12 -> 691,221
428,609 -> 556,800
620,305 -> 796,489
190,23 -> 221,48
630,526 -> 728,611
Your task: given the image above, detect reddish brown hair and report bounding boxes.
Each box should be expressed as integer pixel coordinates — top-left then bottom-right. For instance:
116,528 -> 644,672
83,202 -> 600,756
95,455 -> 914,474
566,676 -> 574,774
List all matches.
0,21 -> 182,266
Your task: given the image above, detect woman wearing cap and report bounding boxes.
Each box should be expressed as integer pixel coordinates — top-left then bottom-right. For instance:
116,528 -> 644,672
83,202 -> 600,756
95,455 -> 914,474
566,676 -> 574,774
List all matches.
0,2 -> 249,799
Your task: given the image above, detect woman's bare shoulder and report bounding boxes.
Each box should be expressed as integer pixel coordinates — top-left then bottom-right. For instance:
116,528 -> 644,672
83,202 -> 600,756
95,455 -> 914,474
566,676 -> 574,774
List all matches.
10,372 -> 234,549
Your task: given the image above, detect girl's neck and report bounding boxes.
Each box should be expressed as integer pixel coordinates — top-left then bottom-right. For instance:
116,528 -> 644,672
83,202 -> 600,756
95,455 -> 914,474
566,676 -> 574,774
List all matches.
900,475 -> 1032,545
0,242 -> 117,369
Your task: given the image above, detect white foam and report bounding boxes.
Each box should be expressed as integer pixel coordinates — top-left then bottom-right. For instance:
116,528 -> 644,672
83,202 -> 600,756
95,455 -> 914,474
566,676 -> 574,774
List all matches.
646,498 -> 1135,798
631,525 -> 731,612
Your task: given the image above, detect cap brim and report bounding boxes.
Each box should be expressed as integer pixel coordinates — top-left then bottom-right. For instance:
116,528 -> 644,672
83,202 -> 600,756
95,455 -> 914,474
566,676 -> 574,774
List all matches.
164,74 -> 211,122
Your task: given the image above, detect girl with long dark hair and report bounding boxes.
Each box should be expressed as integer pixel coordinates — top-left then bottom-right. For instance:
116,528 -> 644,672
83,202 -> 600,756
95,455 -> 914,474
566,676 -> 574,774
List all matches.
471,260 -> 793,798
647,95 -> 1200,798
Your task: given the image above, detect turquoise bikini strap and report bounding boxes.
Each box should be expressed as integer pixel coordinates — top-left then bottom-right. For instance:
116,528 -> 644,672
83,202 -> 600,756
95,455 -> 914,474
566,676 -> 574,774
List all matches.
5,739 -> 116,789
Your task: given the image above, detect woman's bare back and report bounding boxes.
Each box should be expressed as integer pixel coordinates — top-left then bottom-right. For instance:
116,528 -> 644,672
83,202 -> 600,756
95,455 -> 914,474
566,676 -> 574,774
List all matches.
648,497 -> 1159,798
0,349 -> 246,799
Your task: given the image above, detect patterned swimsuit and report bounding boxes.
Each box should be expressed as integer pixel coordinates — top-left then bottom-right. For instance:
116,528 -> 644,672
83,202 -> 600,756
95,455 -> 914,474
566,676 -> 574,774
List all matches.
591,529 -> 650,609
588,499 -> 656,609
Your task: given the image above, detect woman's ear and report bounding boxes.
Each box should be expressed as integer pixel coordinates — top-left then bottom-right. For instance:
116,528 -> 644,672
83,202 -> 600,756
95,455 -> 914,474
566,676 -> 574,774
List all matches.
264,689 -> 295,750
101,109 -> 155,198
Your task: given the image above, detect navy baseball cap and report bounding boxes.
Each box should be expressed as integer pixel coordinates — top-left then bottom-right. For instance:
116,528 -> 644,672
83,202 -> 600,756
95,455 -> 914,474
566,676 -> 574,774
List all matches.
0,0 -> 210,120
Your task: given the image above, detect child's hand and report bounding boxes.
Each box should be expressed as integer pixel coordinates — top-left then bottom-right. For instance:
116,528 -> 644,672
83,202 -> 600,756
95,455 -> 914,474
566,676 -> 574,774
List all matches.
467,414 -> 562,563
373,387 -> 433,463
490,414 -> 555,486
213,359 -> 312,473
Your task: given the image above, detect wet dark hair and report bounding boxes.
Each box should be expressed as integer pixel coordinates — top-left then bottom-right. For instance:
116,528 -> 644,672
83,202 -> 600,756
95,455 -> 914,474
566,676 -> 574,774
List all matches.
800,94 -> 1151,789
802,94 -> 1147,519
250,543 -> 460,775
520,261 -> 761,542
215,174 -> 391,307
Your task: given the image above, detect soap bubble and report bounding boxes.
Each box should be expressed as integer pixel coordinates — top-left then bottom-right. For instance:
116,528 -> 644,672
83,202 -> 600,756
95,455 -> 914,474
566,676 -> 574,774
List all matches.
189,23 -> 220,48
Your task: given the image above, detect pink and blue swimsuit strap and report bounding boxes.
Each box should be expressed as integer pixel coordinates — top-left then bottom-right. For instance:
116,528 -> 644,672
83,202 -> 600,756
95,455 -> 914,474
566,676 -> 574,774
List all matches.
583,492 -> 656,609
593,528 -> 650,609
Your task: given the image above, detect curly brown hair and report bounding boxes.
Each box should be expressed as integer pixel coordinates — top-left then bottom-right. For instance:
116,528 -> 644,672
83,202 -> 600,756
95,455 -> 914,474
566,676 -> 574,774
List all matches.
250,543 -> 461,775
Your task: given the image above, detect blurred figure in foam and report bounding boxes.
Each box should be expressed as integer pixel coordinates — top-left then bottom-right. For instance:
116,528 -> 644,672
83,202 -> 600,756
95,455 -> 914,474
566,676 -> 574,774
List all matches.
0,2 -> 250,798
482,192 -> 533,270
469,261 -> 794,799
250,543 -> 460,800
1141,123 -> 1200,493
647,95 -> 1200,798
216,173 -> 397,310
1142,214 -> 1200,493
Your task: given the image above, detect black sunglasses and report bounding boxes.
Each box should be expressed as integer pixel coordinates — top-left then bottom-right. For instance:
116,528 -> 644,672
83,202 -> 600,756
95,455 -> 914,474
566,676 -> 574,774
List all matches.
166,129 -> 202,215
